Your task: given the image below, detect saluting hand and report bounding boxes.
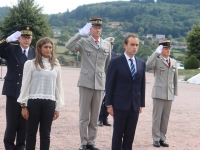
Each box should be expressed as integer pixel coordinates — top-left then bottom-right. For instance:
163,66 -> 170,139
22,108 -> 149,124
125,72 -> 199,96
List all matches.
21,108 -> 29,120
155,45 -> 163,54
79,23 -> 92,36
53,110 -> 59,121
107,106 -> 114,116
7,31 -> 21,42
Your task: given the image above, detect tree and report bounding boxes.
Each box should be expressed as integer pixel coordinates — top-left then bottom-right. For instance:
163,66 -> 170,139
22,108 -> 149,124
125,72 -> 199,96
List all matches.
58,33 -> 70,45
1,0 -> 51,48
184,55 -> 200,69
185,23 -> 200,60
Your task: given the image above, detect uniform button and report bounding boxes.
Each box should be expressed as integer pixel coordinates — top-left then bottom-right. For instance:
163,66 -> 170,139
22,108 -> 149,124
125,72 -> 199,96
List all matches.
16,65 -> 18,67
17,82 -> 19,84
19,74 -> 21,76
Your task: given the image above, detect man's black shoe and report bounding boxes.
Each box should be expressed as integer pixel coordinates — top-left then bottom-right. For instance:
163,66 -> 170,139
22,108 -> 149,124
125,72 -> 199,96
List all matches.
160,140 -> 169,147
79,145 -> 87,150
103,120 -> 111,126
153,141 -> 160,147
98,121 -> 103,127
87,145 -> 100,150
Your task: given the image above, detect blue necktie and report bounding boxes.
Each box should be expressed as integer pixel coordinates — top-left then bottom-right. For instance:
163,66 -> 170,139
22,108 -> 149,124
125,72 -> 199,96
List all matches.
129,59 -> 136,79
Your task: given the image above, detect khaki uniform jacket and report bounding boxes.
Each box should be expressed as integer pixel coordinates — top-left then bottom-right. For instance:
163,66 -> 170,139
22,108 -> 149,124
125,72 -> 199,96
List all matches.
65,33 -> 111,90
146,52 -> 178,100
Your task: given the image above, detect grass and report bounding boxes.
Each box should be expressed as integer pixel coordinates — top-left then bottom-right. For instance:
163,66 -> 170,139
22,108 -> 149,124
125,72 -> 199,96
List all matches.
51,38 -> 77,61
56,54 -> 77,61
178,69 -> 200,76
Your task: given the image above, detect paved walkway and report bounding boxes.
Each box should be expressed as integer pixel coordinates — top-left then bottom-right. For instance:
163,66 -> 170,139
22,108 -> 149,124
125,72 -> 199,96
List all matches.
0,66 -> 199,150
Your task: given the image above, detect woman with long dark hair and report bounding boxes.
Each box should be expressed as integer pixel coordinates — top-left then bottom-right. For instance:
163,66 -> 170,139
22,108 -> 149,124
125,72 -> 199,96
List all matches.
17,37 -> 64,150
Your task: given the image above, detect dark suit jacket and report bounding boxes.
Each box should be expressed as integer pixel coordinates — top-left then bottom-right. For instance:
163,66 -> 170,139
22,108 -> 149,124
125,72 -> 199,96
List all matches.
111,51 -> 118,59
0,40 -> 35,98
105,54 -> 145,111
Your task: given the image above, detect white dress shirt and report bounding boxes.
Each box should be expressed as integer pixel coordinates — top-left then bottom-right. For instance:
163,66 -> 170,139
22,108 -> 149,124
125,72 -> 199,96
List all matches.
124,52 -> 137,74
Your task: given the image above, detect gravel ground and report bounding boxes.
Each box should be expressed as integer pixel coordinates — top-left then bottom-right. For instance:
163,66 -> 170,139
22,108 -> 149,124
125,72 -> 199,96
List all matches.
0,66 -> 199,150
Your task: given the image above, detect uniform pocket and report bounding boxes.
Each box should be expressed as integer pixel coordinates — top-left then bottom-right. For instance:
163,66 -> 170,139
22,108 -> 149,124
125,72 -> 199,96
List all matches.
4,75 -> 13,81
80,69 -> 88,75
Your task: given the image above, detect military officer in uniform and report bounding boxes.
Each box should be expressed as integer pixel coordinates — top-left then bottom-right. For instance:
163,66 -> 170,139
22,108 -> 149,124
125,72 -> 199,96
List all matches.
146,40 -> 178,148
0,26 -> 35,150
65,18 -> 111,150
98,37 -> 117,127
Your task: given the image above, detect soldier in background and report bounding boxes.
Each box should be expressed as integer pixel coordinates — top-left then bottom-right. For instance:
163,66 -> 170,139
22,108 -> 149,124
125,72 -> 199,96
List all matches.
65,18 -> 111,150
98,37 -> 117,127
0,26 -> 35,150
146,40 -> 178,148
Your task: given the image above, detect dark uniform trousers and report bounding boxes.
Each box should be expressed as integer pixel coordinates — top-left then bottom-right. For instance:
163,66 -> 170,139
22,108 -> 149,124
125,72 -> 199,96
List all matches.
98,96 -> 109,122
4,96 -> 26,150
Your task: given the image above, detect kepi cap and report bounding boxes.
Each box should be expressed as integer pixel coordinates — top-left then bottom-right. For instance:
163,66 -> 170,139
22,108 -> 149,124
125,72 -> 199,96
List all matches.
16,25 -> 34,36
104,37 -> 115,45
159,40 -> 171,47
90,18 -> 102,26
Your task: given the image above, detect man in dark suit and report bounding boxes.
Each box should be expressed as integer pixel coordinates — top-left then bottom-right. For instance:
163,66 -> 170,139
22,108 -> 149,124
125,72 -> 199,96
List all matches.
98,37 -> 117,127
105,33 -> 146,150
0,26 -> 35,150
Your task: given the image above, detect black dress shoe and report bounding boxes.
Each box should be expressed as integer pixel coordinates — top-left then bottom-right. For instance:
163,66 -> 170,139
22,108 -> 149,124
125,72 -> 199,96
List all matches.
87,145 -> 100,150
103,120 -> 111,126
153,141 -> 160,147
160,140 -> 169,147
98,121 -> 103,127
79,145 -> 87,150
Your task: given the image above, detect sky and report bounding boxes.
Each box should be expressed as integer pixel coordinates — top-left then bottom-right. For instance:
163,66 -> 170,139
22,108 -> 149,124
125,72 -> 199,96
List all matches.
0,0 -> 129,14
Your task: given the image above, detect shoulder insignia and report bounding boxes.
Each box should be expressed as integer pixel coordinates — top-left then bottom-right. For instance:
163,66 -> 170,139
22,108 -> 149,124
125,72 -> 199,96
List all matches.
10,43 -> 19,45
0,39 -> 6,44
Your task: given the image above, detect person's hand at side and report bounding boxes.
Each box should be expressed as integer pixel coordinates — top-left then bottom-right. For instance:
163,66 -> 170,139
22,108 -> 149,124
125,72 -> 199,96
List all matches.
21,107 -> 29,120
6,31 -> 21,42
155,45 -> 163,54
79,23 -> 92,36
53,110 -> 59,121
107,106 -> 114,116
139,107 -> 142,114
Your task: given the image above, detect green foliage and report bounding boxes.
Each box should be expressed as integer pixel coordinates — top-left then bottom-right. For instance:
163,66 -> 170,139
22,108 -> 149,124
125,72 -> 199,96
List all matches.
57,55 -> 66,65
0,7 -> 9,26
137,44 -> 153,61
0,0 -> 51,48
55,1 -> 200,38
184,55 -> 200,69
158,0 -> 199,5
58,33 -> 70,45
185,23 -> 200,60
184,75 -> 193,81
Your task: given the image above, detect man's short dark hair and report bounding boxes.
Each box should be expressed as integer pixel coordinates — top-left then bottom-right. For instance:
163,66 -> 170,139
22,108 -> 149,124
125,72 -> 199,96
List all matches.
124,33 -> 138,45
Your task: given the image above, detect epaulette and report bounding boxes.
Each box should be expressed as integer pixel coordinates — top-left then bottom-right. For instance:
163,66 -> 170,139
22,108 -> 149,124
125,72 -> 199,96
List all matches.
10,43 -> 19,46
0,39 -> 6,44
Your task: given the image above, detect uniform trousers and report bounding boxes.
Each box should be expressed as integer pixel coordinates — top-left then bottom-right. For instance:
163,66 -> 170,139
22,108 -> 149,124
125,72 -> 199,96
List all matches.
79,87 -> 103,145
152,98 -> 172,142
4,96 -> 26,150
25,99 -> 55,150
98,96 -> 109,122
